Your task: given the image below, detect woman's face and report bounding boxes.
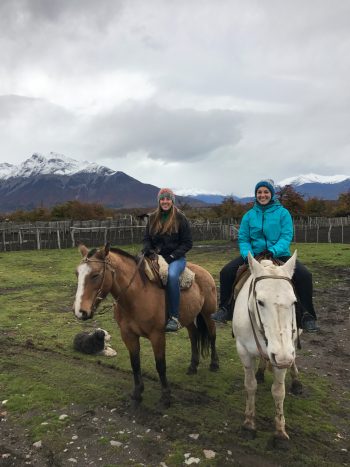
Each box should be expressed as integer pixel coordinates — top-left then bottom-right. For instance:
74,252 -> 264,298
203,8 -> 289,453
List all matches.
256,186 -> 272,205
159,197 -> 173,211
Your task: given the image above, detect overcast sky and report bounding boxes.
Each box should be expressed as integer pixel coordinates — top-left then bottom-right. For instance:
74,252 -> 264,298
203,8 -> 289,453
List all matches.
1,0 -> 350,196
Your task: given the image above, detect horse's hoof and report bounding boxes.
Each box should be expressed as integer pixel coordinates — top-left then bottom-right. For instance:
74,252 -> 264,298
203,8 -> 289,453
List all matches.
290,380 -> 303,395
130,398 -> 142,409
159,394 -> 171,409
272,435 -> 290,450
130,393 -> 142,404
255,369 -> 265,384
240,426 -> 257,440
186,366 -> 197,375
209,362 -> 219,372
160,398 -> 171,409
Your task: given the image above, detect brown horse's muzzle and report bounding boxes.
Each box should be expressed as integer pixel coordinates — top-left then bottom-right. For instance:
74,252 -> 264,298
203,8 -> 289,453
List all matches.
80,310 -> 92,320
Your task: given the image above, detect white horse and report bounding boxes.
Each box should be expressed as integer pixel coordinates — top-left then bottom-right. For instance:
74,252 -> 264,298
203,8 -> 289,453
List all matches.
232,251 -> 301,444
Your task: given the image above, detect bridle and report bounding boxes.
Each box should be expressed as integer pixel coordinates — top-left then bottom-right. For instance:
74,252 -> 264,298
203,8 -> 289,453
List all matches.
248,274 -> 300,365
80,256 -> 116,313
80,253 -> 145,315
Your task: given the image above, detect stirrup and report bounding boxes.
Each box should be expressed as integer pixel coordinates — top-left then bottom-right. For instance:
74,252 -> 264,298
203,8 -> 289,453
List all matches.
165,317 -> 182,332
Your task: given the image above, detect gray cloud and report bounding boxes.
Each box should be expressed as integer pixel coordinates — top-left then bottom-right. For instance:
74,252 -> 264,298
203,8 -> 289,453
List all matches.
0,0 -> 349,195
87,102 -> 242,161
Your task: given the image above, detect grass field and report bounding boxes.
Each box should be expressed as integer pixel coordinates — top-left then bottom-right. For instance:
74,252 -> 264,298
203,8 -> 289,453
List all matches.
0,241 -> 349,466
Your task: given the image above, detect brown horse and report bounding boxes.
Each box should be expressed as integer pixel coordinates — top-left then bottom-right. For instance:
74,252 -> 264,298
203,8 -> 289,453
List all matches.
73,244 -> 219,407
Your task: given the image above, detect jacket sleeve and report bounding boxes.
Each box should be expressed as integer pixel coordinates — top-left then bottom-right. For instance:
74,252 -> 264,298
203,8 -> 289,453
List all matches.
142,220 -> 153,251
171,216 -> 193,259
238,212 -> 254,260
268,208 -> 293,257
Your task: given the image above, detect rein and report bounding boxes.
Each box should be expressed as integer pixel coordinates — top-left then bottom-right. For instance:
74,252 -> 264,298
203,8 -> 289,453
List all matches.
81,253 -> 145,315
248,274 -> 300,364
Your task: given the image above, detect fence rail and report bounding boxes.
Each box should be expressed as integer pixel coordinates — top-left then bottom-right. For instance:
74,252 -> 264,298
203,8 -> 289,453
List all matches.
1,218 -> 350,252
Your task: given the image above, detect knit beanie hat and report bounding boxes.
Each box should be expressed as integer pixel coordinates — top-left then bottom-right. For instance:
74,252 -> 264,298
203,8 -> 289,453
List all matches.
157,188 -> 175,204
254,179 -> 275,198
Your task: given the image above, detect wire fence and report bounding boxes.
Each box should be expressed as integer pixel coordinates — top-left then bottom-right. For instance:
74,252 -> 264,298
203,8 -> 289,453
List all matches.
0,217 -> 349,252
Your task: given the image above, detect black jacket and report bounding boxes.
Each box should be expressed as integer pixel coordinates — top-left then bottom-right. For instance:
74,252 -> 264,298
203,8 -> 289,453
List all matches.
143,210 -> 193,261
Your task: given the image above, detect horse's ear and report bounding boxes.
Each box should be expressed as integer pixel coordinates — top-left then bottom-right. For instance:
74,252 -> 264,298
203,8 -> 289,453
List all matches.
78,244 -> 89,257
248,252 -> 265,276
281,250 -> 297,278
104,243 -> 111,257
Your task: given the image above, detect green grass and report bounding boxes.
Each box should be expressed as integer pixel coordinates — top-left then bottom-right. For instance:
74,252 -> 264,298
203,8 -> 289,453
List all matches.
0,241 -> 349,466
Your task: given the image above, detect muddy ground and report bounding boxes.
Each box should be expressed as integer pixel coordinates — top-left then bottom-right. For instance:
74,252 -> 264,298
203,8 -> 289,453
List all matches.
1,264 -> 349,467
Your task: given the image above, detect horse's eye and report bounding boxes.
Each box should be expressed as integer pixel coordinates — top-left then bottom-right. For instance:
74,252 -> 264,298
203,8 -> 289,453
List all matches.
91,273 -> 100,280
257,300 -> 264,307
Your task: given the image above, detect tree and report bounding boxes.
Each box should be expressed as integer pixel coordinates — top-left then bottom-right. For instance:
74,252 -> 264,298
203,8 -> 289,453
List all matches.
304,197 -> 327,217
277,185 -> 305,217
333,191 -> 350,216
213,196 -> 247,219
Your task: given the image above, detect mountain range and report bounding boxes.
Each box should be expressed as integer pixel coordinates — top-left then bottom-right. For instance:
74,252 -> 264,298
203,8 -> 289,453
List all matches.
0,153 -> 203,211
188,174 -> 350,204
0,153 -> 349,211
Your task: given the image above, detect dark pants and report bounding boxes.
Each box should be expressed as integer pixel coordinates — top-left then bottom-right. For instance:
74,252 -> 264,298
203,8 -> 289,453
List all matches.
219,255 -> 317,320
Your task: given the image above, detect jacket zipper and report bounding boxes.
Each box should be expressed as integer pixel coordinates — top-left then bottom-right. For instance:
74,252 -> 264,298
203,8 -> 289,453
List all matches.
262,212 -> 268,250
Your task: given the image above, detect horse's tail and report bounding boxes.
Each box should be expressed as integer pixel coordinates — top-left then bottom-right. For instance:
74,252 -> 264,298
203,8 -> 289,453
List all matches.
196,313 -> 210,358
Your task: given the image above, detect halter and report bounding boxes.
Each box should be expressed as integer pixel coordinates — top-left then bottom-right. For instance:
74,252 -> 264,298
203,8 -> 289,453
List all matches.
248,274 -> 299,364
81,256 -> 116,313
80,253 -> 145,315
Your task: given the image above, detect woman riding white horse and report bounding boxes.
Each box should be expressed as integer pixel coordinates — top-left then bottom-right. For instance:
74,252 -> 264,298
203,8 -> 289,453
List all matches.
212,179 -> 319,333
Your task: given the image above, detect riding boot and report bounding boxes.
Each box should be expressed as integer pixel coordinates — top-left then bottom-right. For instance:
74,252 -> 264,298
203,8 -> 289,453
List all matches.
165,317 -> 182,332
301,312 -> 319,333
211,305 -> 233,324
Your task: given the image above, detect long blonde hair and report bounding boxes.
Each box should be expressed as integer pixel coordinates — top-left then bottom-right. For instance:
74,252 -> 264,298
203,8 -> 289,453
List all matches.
149,206 -> 179,235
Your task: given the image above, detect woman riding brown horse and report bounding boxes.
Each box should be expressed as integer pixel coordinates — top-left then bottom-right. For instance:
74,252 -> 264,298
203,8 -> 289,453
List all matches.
73,243 -> 219,407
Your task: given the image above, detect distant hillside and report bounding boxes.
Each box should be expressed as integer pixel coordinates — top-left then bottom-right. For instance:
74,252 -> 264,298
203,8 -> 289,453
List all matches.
0,153 -> 205,211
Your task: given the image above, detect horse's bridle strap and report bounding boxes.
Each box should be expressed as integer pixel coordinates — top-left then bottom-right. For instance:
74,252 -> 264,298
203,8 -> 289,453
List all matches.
248,274 -> 297,362
81,253 -> 145,312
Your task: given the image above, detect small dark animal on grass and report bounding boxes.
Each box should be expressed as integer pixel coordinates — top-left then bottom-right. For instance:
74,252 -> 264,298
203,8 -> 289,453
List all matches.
73,329 -> 117,356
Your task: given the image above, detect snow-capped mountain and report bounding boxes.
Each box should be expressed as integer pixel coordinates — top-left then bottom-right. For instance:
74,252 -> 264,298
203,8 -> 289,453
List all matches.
277,173 -> 350,200
0,153 -> 204,211
278,173 -> 350,187
0,152 -> 114,179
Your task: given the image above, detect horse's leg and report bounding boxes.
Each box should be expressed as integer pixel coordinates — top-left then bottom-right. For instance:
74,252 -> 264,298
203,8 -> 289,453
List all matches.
237,343 -> 257,437
290,360 -> 303,395
185,323 -> 200,375
149,331 -> 171,408
271,367 -> 290,445
204,317 -> 219,372
123,333 -> 144,405
256,357 -> 267,384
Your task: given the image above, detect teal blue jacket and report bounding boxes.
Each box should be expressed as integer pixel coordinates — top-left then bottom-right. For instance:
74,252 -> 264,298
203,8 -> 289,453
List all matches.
238,201 -> 293,259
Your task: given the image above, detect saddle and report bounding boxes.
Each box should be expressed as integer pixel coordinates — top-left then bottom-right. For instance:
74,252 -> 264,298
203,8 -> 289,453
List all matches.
143,255 -> 195,290
232,254 -> 286,300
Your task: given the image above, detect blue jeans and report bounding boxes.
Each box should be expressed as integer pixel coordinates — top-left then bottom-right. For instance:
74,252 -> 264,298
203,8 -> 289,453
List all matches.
166,257 -> 186,319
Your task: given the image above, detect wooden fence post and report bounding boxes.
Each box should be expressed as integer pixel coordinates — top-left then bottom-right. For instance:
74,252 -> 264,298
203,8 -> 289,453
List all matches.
328,224 -> 332,243
71,228 -> 75,247
57,229 -> 61,249
36,229 -> 41,250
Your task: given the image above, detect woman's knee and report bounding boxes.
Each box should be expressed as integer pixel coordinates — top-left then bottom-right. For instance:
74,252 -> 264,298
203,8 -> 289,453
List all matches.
295,262 -> 312,282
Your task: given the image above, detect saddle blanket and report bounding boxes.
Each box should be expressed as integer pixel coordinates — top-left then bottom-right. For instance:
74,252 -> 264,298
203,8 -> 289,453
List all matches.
144,255 -> 195,290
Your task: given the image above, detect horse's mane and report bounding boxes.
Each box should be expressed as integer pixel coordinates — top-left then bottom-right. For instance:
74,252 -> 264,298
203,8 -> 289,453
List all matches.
109,247 -> 147,284
109,247 -> 138,263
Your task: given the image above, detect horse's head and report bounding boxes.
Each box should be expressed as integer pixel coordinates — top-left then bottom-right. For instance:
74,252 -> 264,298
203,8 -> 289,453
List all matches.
248,251 -> 298,369
73,243 -> 114,320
